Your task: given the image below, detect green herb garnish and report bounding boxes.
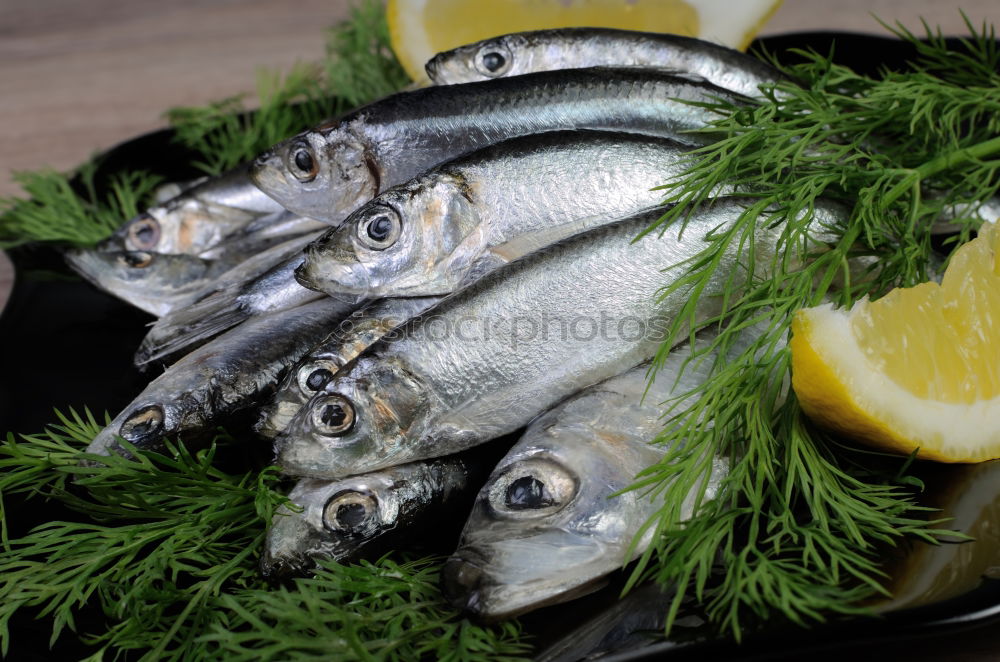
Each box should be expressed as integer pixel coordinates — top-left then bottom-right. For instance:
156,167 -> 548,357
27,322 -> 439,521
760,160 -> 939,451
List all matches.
0,164 -> 161,249
629,15 -> 997,637
0,409 -> 529,660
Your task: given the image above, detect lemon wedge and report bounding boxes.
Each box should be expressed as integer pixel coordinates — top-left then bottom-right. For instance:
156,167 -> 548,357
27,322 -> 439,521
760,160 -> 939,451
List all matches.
791,223 -> 1000,463
387,0 -> 784,82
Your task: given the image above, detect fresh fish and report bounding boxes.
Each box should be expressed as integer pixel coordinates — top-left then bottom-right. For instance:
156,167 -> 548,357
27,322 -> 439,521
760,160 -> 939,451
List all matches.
275,199 -> 833,479
443,329 -> 776,620
931,196 -> 1000,234
262,451 -> 495,577
256,295 -> 442,439
250,67 -> 747,224
101,162 -> 289,256
297,130 -> 701,299
86,297 -> 357,459
425,27 -> 787,98
134,231 -> 329,367
65,249 -> 246,317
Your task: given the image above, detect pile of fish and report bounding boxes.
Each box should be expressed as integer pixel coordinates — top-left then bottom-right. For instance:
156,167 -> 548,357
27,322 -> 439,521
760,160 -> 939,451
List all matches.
69,28 -> 807,619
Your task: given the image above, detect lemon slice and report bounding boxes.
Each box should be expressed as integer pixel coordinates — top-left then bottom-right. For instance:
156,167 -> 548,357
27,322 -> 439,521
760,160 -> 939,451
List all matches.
387,0 -> 784,82
791,223 -> 1000,463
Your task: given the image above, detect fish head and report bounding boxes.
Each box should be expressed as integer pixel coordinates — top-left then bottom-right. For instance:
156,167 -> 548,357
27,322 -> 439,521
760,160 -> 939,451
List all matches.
425,34 -> 528,84
250,128 -> 377,224
443,429 -> 659,620
275,356 -> 430,479
255,356 -> 343,439
65,249 -> 212,316
85,396 -> 194,461
296,176 -> 482,298
262,472 -> 403,576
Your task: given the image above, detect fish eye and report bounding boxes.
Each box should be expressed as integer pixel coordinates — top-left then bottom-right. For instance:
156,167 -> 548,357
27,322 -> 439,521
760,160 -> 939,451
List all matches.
287,141 -> 319,182
118,251 -> 154,269
118,404 -> 164,442
487,458 -> 577,518
323,490 -> 378,533
505,476 -> 552,509
296,361 -> 337,395
126,215 -> 161,250
311,394 -> 355,436
475,43 -> 512,77
356,205 -> 401,250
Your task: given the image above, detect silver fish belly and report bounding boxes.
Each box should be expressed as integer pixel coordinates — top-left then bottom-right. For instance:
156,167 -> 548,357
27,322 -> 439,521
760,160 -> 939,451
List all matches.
262,454 -> 480,576
442,327 -> 778,620
297,130 -> 701,299
425,27 -> 787,98
250,67 -> 747,224
256,295 -> 443,439
86,297 -> 357,459
274,198 -> 821,480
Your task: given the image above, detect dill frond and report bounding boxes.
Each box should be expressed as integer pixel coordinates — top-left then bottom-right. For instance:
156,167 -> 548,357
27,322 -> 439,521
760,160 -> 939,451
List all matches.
0,164 -> 161,249
628,15 -> 998,638
0,410 -> 529,660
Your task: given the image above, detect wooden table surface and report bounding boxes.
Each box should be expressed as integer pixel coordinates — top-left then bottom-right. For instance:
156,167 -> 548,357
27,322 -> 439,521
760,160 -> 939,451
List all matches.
2,1 -> 999,659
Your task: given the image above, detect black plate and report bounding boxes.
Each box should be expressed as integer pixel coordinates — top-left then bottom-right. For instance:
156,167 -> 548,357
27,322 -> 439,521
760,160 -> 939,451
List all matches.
2,31 -> 999,662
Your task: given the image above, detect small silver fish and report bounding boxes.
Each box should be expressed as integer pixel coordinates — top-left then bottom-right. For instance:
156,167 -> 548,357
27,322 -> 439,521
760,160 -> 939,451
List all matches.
256,295 -> 442,439
133,231 -> 329,367
102,162 -> 289,256
65,249 -> 245,317
250,67 -> 746,224
425,28 -> 787,98
276,199 -> 827,480
442,330 -> 773,620
296,130 -> 699,299
262,454 -> 483,577
86,297 -> 357,459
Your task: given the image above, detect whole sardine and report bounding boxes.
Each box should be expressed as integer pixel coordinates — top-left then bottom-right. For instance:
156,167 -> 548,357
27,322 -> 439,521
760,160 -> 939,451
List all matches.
275,199 -> 831,479
263,453 -> 486,577
297,131 -> 700,299
65,249 -> 248,317
250,67 -> 747,224
425,28 -> 787,98
134,231 -> 329,367
86,297 -> 357,459
256,295 -> 442,439
443,329 -> 777,620
101,162 -> 292,256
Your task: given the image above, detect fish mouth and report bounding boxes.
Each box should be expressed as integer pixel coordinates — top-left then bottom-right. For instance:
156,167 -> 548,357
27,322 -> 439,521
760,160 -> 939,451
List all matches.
64,249 -> 107,288
442,549 -> 491,614
294,255 -> 372,299
444,533 -> 613,620
248,150 -> 289,203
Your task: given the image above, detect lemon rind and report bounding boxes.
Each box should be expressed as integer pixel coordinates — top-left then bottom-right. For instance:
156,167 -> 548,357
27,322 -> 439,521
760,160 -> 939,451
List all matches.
792,302 -> 1000,463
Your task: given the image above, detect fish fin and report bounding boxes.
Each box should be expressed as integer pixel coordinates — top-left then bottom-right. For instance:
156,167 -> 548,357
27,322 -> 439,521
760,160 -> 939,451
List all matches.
490,214 -> 626,263
133,291 -> 251,366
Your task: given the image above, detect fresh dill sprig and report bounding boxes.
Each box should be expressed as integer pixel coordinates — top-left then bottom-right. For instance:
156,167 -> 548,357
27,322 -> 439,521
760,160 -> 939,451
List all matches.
0,410 -> 529,660
167,0 -> 409,176
201,558 -> 530,661
0,164 -> 162,248
627,17 -> 998,637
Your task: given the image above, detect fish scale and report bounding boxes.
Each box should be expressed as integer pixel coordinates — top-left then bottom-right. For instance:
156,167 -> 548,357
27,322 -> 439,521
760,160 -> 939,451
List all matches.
298,130 -> 704,300
276,198 -> 841,480
250,67 -> 747,225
